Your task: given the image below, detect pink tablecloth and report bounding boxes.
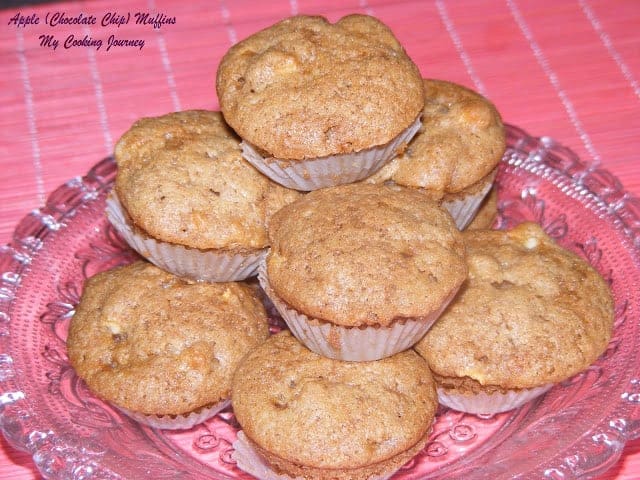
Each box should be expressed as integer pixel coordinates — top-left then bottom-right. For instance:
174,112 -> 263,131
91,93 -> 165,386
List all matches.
1,0 -> 639,478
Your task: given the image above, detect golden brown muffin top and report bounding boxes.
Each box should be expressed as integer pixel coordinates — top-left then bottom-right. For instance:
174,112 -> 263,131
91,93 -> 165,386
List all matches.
365,79 -> 506,198
114,110 -> 300,250
267,183 -> 467,327
216,15 -> 424,160
67,261 -> 270,415
232,331 -> 437,471
415,222 -> 615,389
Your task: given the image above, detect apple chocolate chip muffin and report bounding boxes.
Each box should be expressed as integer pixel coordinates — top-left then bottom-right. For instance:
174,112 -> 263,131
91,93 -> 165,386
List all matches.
216,14 -> 425,190
414,222 -> 615,414
107,110 -> 300,282
261,183 -> 467,361
364,79 -> 506,229
231,331 -> 438,480
67,261 -> 270,429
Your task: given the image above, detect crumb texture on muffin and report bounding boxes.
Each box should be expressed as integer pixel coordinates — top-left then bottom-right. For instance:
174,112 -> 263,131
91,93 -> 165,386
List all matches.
231,332 -> 437,474
366,79 -> 505,198
266,183 -> 467,327
415,222 -> 615,390
216,15 -> 424,160
67,261 -> 270,415
114,110 -> 300,250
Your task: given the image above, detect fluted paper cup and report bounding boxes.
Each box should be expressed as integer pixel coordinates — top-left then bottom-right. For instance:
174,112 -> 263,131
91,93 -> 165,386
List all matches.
106,192 -> 265,282
437,384 -> 553,415
242,117 -> 422,191
117,399 -> 230,430
232,431 -> 398,480
258,262 -> 456,361
441,170 -> 496,230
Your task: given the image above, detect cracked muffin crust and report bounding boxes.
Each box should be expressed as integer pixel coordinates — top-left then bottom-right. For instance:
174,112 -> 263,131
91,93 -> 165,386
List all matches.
216,14 -> 424,161
67,261 -> 270,425
414,222 -> 615,413
231,331 -> 438,480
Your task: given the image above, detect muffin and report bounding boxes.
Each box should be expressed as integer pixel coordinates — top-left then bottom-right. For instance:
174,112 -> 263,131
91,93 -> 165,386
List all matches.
414,222 -> 615,414
364,79 -> 506,229
106,110 -> 300,282
216,14 -> 424,191
231,331 -> 438,480
67,261 -> 270,429
261,183 -> 467,361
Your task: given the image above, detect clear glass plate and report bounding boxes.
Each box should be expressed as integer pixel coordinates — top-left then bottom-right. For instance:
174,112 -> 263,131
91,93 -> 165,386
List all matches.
1,125 -> 639,480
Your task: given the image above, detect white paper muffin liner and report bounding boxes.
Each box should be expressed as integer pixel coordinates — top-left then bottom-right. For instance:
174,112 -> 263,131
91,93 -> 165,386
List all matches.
232,431 -> 397,480
437,384 -> 554,415
258,262 -> 457,361
441,175 -> 495,230
241,117 -> 422,191
117,399 -> 230,430
106,192 -> 266,282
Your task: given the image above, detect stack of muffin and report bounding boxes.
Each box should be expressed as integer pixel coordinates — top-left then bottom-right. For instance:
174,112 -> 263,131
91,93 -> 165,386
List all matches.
66,14 -> 615,480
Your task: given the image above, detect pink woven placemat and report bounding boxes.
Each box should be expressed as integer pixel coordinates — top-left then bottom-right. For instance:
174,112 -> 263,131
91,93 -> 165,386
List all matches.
1,0 -> 639,478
